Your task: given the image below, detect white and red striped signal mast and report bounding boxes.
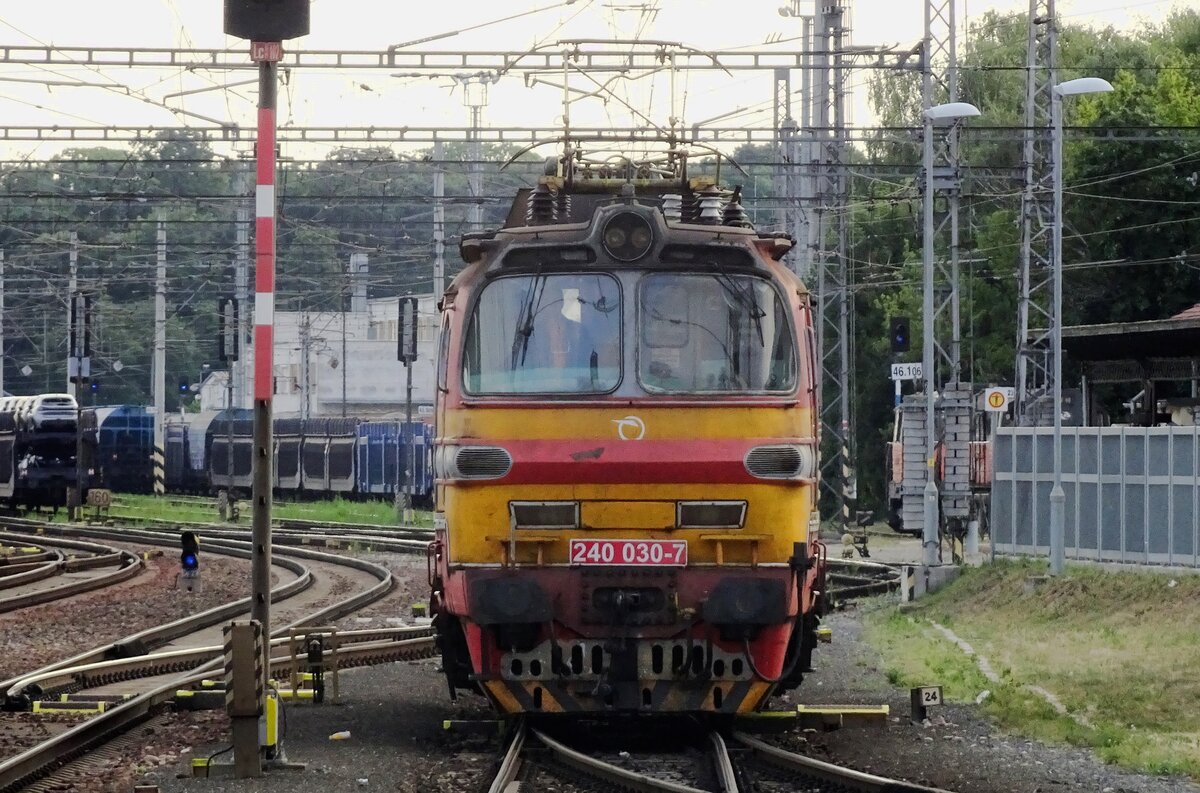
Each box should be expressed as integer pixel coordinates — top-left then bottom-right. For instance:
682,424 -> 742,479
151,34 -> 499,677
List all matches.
223,1 -> 308,776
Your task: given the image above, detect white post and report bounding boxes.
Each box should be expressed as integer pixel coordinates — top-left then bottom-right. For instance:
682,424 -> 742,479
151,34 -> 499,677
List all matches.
433,140 -> 445,305
235,166 -> 250,409
1045,76 -> 1113,574
921,85 -> 940,568
153,219 -> 167,496
1049,89 -> 1066,575
0,250 -> 5,397
66,232 -> 78,392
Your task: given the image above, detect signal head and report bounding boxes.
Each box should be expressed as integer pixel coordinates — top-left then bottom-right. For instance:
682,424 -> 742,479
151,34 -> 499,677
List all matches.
889,316 -> 911,353
180,531 -> 200,572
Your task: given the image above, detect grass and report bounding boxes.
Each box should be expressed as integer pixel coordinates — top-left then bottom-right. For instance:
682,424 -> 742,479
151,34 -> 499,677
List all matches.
62,492 -> 434,527
865,559 -> 1200,779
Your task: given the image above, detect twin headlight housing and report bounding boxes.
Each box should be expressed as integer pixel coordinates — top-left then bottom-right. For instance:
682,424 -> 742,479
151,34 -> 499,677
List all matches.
600,211 -> 655,262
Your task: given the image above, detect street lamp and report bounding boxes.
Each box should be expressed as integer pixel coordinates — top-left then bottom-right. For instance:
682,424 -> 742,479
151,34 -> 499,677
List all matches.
1049,77 -> 1113,575
922,100 -> 981,567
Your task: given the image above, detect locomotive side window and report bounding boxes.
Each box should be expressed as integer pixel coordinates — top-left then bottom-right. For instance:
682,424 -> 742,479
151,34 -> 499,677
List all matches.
638,273 -> 796,394
436,318 -> 450,393
462,274 -> 622,394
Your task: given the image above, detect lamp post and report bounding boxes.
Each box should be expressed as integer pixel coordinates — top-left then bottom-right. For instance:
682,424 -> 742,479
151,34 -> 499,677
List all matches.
922,101 -> 980,567
1049,76 -> 1113,575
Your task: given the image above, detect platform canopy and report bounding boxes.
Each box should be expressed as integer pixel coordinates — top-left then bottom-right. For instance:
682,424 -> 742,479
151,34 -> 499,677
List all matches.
1059,304 -> 1200,384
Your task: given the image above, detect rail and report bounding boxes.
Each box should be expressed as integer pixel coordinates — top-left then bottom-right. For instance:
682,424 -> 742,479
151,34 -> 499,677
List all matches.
731,732 -> 953,792
485,724 -> 956,793
0,523 -> 406,791
0,531 -> 143,614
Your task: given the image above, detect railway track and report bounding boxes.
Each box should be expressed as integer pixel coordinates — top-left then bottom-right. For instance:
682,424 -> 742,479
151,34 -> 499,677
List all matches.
488,723 -> 952,793
825,558 -> 903,601
0,531 -> 143,614
0,520 -> 436,792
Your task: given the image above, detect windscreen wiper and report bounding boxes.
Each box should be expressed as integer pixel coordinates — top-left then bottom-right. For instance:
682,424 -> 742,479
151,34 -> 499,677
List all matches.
713,272 -> 766,347
510,274 -> 548,368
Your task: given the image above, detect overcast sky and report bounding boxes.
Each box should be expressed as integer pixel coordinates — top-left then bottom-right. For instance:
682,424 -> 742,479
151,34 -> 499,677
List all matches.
0,0 -> 1187,159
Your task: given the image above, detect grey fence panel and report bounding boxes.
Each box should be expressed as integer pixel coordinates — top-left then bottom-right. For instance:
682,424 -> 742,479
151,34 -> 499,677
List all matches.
991,425 -> 1200,568
993,431 -> 1014,549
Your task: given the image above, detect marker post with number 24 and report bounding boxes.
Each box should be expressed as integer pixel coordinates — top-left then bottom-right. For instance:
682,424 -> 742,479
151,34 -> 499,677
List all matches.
910,685 -> 943,722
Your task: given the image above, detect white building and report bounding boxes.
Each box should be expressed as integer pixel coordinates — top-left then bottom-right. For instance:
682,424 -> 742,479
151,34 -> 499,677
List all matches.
215,294 -> 438,419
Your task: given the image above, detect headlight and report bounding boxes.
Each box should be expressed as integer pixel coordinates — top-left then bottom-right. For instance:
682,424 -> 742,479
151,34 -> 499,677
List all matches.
600,211 -> 654,262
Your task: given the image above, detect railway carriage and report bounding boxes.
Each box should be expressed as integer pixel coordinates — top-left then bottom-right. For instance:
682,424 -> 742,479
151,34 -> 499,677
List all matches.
430,151 -> 828,717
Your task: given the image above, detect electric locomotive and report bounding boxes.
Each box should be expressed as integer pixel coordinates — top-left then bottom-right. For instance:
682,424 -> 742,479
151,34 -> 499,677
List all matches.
430,148 -> 826,717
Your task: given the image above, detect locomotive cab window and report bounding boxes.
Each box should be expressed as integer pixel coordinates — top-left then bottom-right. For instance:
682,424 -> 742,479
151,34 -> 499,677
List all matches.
638,273 -> 796,394
463,273 -> 622,394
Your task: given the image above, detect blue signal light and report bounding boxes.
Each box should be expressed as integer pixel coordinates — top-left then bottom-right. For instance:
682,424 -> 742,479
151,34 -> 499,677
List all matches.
180,531 -> 200,572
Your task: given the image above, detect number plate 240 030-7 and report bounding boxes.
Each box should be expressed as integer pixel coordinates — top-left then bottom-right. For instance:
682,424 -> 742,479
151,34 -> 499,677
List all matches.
568,539 -> 687,567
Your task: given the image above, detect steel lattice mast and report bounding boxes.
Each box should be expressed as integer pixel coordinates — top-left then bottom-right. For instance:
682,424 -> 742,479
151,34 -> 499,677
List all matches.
1015,0 -> 1058,425
811,2 -> 855,536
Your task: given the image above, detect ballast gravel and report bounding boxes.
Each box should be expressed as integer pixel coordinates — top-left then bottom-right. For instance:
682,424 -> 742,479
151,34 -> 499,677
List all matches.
118,564 -> 1200,793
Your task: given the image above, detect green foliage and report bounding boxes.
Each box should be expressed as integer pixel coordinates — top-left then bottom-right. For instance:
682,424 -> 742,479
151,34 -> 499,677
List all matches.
0,135 -> 543,403
851,9 -> 1200,508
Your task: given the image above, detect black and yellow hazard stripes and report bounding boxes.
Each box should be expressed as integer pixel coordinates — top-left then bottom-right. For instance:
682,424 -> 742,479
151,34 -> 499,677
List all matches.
482,679 -> 772,715
152,444 -> 165,496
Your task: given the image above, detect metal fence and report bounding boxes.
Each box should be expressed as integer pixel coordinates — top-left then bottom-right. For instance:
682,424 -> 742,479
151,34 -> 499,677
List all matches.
991,425 -> 1200,567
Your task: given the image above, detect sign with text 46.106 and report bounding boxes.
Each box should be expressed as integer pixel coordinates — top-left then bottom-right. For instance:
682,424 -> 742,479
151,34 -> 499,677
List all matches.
890,362 -> 923,381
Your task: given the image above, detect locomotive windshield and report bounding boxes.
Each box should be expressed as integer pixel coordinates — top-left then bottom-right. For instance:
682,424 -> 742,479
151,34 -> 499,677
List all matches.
639,273 -> 795,394
463,273 -> 622,394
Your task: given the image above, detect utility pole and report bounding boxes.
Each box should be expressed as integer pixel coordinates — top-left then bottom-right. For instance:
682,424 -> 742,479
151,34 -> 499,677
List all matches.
341,296 -> 347,418
68,291 -> 87,520
433,140 -> 446,304
398,297 -> 417,523
0,250 -> 5,397
66,232 -> 78,393
299,312 -> 310,421
235,163 -> 251,409
773,66 -> 793,235
344,253 -> 368,417
153,219 -> 167,496
796,12 -> 814,282
461,74 -> 492,233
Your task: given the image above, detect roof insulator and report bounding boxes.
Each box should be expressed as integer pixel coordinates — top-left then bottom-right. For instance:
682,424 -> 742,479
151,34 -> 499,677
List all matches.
722,186 -> 752,228
698,185 -> 724,226
555,189 -> 571,223
526,183 -> 557,225
661,194 -> 683,222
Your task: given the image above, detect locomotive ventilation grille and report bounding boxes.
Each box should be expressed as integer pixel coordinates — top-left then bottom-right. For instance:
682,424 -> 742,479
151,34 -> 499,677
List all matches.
744,444 -> 816,480
436,445 -> 513,480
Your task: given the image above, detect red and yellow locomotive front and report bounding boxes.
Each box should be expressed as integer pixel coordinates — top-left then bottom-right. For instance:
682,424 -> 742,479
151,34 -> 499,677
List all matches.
430,176 -> 825,716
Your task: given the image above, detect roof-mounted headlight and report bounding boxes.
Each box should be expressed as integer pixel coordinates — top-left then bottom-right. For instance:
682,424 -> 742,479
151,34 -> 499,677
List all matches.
601,211 -> 654,262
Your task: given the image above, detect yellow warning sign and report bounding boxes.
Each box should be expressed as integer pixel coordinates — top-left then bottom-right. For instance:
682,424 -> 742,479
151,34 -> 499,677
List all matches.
983,387 -> 1013,412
